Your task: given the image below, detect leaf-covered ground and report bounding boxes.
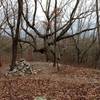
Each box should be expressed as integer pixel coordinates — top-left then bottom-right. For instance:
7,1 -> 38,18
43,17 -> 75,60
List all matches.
0,62 -> 100,100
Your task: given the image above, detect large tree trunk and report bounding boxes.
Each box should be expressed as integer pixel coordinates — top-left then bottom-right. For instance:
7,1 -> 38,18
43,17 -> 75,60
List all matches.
10,0 -> 23,71
10,38 -> 18,71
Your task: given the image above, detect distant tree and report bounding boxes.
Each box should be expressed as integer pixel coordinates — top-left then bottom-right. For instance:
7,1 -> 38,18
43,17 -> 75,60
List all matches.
95,0 -> 100,67
0,56 -> 2,67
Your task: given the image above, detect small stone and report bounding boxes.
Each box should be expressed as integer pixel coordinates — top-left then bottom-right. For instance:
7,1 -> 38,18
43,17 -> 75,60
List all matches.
12,68 -> 17,73
34,96 -> 47,100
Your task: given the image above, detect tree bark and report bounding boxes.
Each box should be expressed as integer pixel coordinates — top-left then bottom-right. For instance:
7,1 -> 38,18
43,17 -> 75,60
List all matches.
10,0 -> 23,71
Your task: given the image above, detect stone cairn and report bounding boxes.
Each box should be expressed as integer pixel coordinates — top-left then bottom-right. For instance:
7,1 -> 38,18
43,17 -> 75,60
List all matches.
6,59 -> 40,76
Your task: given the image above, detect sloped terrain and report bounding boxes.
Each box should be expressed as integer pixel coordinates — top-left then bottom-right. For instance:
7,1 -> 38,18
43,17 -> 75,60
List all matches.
0,62 -> 100,100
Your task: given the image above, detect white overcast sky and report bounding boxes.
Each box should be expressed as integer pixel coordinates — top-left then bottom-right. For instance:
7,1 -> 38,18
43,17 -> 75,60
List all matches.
33,0 -> 96,20
0,0 -> 99,34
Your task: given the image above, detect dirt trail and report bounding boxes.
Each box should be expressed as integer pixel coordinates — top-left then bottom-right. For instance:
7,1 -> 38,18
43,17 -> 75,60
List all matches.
0,62 -> 100,84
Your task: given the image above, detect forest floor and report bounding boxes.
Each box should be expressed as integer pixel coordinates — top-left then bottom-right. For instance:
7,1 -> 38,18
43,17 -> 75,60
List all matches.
0,62 -> 100,100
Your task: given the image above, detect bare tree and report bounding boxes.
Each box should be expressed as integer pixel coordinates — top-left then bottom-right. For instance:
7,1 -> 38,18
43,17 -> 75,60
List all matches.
10,0 -> 23,70
1,0 -> 23,70
21,0 -> 99,68
0,0 -> 99,70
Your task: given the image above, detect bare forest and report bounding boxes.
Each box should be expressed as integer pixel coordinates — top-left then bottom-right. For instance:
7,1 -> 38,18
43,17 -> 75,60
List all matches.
0,0 -> 100,99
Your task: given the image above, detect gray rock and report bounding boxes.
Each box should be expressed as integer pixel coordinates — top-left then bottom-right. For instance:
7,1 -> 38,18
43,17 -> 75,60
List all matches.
6,59 -> 33,76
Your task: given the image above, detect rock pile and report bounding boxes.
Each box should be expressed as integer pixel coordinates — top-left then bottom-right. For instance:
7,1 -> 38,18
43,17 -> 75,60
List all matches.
7,59 -> 34,76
